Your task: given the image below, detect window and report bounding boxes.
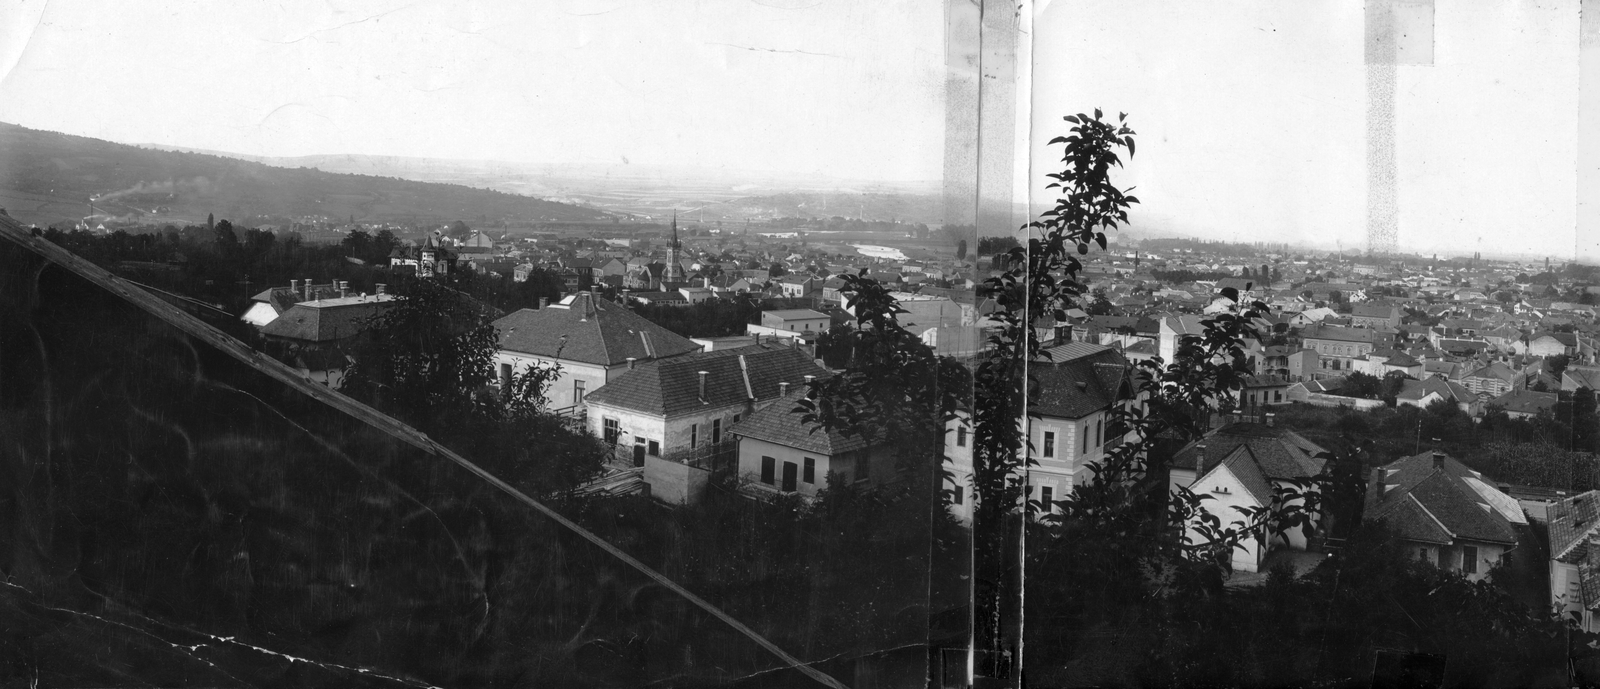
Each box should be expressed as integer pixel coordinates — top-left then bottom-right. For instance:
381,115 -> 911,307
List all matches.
603,417 -> 620,444
733,413 -> 741,424
1041,486 -> 1054,512
1463,545 -> 1479,574
856,456 -> 871,483
956,426 -> 967,447
1082,426 -> 1089,455
574,379 -> 586,403
952,486 -> 964,505
648,440 -> 659,457
712,418 -> 722,444
761,456 -> 775,485
803,457 -> 815,483
1418,548 -> 1431,565
1274,390 -> 1283,403
1095,420 -> 1102,447
1043,431 -> 1055,458
500,363 -> 512,388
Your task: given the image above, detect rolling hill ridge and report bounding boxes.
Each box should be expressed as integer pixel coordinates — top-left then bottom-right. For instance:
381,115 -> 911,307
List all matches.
0,122 -> 610,229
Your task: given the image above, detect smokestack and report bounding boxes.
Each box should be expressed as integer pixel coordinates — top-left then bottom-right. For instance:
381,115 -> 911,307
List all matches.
626,357 -> 636,370
376,283 -> 386,295
698,371 -> 709,401
304,278 -> 313,301
290,279 -> 300,294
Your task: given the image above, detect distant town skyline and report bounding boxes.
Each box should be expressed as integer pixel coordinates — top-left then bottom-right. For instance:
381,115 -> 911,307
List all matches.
0,0 -> 945,183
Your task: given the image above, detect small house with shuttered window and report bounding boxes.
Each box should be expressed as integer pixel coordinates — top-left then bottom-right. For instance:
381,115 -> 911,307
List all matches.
729,386 -> 893,500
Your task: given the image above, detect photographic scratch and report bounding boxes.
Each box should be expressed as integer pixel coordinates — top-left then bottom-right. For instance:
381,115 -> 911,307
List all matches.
705,42 -> 840,58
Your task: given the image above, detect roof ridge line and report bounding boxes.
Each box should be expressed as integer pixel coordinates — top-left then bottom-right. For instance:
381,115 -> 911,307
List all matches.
1409,491 -> 1457,540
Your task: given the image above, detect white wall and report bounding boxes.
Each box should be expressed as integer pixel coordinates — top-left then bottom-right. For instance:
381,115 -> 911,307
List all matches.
495,351 -> 613,410
1183,465 -> 1264,573
737,436 -> 836,498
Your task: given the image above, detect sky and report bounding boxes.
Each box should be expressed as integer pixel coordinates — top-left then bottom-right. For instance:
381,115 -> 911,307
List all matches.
0,0 -> 946,183
1030,0 -> 1586,260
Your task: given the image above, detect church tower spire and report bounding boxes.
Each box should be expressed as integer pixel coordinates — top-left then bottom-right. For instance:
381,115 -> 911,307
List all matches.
665,211 -> 685,285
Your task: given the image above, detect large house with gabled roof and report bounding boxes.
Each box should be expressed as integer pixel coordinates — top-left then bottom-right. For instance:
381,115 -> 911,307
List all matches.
582,343 -> 830,503
1168,421 -> 1328,573
1365,450 -> 1523,582
1026,342 -> 1141,513
491,292 -> 702,411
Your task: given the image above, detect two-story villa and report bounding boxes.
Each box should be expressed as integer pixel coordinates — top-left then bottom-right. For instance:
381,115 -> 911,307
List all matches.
1026,342 -> 1139,514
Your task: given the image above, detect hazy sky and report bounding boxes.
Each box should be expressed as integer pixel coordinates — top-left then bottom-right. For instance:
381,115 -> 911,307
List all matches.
0,0 -> 946,182
1030,0 -> 1583,259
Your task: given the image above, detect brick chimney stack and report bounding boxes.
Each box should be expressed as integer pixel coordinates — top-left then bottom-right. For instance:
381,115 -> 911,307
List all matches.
304,278 -> 313,301
376,283 -> 386,295
698,371 -> 709,401
1432,450 -> 1446,469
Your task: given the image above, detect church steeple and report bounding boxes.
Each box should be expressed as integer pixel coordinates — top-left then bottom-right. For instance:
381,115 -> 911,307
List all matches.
664,211 -> 686,284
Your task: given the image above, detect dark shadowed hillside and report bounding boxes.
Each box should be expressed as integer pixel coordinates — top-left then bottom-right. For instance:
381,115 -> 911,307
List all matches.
0,122 -> 610,229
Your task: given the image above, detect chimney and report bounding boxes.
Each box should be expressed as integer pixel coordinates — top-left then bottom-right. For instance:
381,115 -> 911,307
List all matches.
1265,412 -> 1275,427
539,297 -> 549,309
290,279 -> 300,294
1076,381 -> 1088,392
626,357 -> 636,370
304,278 -> 313,301
1432,449 -> 1446,469
804,375 -> 815,385
339,280 -> 349,298
376,283 -> 387,295
1196,443 -> 1207,468
779,381 -> 790,396
698,371 -> 709,401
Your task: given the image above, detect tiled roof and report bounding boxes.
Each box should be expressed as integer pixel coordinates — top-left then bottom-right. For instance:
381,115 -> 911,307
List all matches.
1488,388 -> 1559,415
729,387 -> 877,456
1301,324 -> 1385,344
260,298 -> 395,343
766,309 -> 828,320
1039,341 -> 1113,363
1550,491 -> 1600,563
1352,302 -> 1400,319
492,293 -> 702,366
1170,423 -> 1327,479
1465,361 -> 1515,383
1365,452 -> 1520,546
1211,445 -> 1274,505
1029,348 -> 1129,419
583,343 -> 830,417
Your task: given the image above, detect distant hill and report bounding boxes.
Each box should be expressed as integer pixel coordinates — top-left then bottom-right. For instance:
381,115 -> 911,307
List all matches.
0,122 -> 610,229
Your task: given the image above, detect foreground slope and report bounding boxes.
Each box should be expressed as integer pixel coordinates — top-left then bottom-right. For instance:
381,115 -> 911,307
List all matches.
0,214 -> 854,688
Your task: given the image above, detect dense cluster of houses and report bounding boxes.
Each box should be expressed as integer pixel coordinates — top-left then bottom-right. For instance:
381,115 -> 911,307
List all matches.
234,223 -> 1600,605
